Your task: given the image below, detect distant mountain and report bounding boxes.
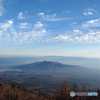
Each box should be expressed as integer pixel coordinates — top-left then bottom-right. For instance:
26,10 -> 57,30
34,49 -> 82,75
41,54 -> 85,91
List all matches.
14,61 -> 100,77
1,56 -> 100,69
1,60 -> 100,96
16,61 -> 81,73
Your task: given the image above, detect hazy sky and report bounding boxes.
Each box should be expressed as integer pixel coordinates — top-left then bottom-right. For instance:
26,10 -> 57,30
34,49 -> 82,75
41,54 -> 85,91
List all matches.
0,0 -> 100,58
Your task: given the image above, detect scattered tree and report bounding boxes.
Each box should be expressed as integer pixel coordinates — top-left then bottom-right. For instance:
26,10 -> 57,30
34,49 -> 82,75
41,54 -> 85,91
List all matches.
55,79 -> 70,100
81,84 -> 86,92
71,83 -> 78,92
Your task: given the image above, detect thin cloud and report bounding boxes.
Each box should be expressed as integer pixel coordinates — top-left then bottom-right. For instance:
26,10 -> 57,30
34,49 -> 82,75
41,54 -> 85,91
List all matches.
38,12 -> 44,16
0,20 -> 13,31
82,18 -> 100,27
45,30 -> 100,43
0,22 -> 46,44
38,12 -> 71,21
88,8 -> 98,13
25,10 -> 27,13
73,30 -> 80,33
0,30 -> 3,38
19,22 -> 31,29
83,12 -> 93,15
62,11 -> 70,14
15,28 -> 46,44
0,4 -> 4,16
1,27 -> 100,44
34,22 -> 43,29
18,12 -> 25,19
70,22 -> 77,25
46,10 -> 50,12
20,22 -> 27,26
0,28 -> 46,43
83,8 -> 97,16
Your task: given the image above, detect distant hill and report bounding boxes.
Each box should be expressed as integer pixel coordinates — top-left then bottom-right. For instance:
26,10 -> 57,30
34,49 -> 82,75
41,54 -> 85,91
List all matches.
14,61 -> 100,78
17,61 -> 80,72
0,56 -> 100,69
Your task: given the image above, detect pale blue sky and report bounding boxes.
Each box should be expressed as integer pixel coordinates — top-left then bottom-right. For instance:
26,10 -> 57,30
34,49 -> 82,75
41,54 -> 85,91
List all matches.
0,0 -> 100,58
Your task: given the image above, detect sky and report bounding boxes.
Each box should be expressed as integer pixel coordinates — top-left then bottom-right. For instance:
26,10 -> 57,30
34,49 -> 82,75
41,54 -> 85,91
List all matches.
0,0 -> 100,58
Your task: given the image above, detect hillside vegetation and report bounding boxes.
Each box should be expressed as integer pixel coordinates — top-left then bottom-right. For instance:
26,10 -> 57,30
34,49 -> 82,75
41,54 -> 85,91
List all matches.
0,80 -> 100,100
0,82 -> 50,100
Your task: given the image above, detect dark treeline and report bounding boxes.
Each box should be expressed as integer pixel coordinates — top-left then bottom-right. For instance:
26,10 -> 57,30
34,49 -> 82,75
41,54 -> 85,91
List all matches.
0,80 -> 100,100
0,82 -> 51,100
52,80 -> 100,100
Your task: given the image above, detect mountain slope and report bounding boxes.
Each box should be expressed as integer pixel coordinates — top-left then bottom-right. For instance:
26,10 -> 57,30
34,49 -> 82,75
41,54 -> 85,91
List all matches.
17,61 -> 79,72
14,61 -> 100,78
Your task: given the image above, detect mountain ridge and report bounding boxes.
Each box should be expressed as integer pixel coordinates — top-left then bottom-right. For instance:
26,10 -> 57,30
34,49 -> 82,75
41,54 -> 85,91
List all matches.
16,61 -> 82,73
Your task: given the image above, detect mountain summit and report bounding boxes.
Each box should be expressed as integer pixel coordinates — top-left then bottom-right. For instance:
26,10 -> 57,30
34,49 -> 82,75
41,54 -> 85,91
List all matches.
19,61 -> 64,71
17,61 -> 79,73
